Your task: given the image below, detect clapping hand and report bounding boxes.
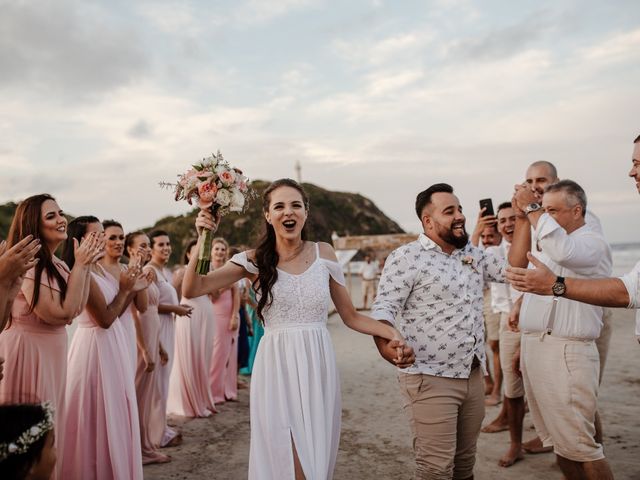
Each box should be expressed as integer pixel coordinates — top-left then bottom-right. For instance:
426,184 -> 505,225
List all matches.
0,236 -> 41,284
74,232 -> 106,266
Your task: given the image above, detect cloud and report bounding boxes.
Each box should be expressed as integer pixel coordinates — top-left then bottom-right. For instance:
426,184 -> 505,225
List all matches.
0,0 -> 148,99
582,28 -> 640,64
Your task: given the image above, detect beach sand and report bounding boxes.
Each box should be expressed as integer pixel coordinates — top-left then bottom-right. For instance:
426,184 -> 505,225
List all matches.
145,296 -> 640,479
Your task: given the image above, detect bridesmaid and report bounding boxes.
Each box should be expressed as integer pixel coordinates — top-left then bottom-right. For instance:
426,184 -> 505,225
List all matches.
0,198 -> 103,480
147,230 -> 192,446
126,231 -> 171,464
167,240 -> 217,417
239,277 -> 262,376
100,220 -> 148,373
209,237 -> 240,403
61,217 -> 148,479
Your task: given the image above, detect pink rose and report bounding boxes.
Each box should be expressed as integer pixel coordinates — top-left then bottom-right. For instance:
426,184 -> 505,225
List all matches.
219,170 -> 236,185
198,181 -> 218,204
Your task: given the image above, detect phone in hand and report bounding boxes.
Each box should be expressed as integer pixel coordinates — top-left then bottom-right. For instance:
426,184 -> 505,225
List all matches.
479,198 -> 494,217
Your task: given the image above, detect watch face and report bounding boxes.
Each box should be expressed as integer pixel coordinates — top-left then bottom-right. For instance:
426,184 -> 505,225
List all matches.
552,282 -> 566,296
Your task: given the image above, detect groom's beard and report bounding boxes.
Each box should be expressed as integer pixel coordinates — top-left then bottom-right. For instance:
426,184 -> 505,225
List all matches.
435,220 -> 469,249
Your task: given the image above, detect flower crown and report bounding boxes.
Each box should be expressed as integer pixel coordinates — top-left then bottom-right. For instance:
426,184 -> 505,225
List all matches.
0,403 -> 54,461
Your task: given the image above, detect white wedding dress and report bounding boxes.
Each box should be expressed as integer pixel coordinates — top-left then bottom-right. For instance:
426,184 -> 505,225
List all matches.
231,243 -> 345,480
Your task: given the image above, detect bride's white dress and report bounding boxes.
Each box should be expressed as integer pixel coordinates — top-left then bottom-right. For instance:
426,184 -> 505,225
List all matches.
231,243 -> 345,480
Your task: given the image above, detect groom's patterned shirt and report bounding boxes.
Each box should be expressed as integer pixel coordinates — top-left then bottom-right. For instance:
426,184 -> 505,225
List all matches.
372,234 -> 505,379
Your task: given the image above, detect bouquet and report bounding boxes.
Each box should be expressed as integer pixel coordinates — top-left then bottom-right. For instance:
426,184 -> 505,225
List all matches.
161,151 -> 253,274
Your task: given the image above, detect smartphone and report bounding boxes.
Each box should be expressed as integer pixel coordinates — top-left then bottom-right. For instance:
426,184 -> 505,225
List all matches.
479,198 -> 494,217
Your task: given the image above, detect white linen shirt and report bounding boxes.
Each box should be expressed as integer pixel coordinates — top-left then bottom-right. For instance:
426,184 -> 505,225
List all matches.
520,214 -> 612,339
619,260 -> 640,336
361,262 -> 379,280
371,234 -> 505,379
486,241 -> 521,314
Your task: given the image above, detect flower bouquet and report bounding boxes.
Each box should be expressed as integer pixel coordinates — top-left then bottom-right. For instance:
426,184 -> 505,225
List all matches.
161,151 -> 253,274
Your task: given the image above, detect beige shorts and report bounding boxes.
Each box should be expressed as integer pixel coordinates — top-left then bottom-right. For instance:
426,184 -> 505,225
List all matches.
595,308 -> 613,384
521,333 -> 603,462
362,279 -> 377,298
484,311 -> 500,342
498,313 -> 523,398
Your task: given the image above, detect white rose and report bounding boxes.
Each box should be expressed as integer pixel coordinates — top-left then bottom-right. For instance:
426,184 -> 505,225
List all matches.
30,426 -> 41,436
8,443 -> 18,453
216,188 -> 232,207
229,189 -> 245,212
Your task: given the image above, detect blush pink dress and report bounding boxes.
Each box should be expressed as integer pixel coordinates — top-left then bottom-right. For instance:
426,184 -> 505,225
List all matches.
134,279 -> 166,463
168,291 -> 216,417
210,288 -> 238,403
151,265 -> 180,446
0,257 -> 70,480
61,269 -> 143,480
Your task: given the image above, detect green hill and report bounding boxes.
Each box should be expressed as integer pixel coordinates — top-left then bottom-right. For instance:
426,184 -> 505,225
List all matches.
0,181 -> 404,265
149,180 -> 404,265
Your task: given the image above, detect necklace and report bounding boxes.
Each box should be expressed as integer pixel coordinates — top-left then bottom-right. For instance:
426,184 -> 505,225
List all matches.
279,242 -> 305,263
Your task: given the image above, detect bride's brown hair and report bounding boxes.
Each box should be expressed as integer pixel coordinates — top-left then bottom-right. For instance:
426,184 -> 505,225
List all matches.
253,179 -> 309,320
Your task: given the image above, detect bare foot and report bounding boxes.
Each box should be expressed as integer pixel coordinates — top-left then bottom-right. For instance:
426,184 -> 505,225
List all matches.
163,432 -> 183,448
523,436 -> 553,454
498,445 -> 524,467
143,453 -> 172,465
485,394 -> 502,406
481,419 -> 509,433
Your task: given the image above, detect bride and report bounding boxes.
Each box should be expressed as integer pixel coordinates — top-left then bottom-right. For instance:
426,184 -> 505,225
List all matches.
183,178 -> 413,480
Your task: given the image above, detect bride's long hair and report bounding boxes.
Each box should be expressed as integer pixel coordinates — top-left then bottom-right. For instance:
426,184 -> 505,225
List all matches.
253,178 -> 309,320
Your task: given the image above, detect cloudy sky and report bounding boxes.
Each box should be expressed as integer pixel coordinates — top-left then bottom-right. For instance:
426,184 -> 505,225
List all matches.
1,0 -> 639,242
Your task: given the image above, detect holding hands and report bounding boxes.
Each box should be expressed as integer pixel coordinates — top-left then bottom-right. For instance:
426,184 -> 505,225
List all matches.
512,183 -> 539,213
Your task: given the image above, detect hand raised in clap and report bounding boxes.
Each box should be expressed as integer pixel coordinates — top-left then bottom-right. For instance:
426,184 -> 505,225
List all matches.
74,232 -> 106,266
507,252 -> 555,296
195,209 -> 221,236
0,236 -> 41,284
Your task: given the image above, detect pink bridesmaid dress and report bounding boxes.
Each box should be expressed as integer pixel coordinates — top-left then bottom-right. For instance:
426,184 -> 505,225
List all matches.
0,257 -> 70,480
61,269 -> 143,480
210,288 -> 238,403
150,265 -> 180,445
135,280 -> 166,463
168,293 -> 216,417
119,303 -> 138,376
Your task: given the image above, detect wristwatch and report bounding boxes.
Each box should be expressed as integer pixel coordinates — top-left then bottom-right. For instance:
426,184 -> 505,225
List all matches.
551,276 -> 566,296
525,203 -> 542,215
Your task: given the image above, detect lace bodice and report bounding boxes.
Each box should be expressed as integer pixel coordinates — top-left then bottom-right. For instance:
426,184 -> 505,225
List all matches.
230,244 -> 345,328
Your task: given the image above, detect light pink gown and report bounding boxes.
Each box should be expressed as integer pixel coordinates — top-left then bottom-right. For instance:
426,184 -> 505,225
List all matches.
210,288 -> 238,403
0,257 -> 70,480
120,303 -> 138,376
168,292 -> 216,417
135,280 -> 166,463
151,265 -> 180,445
61,270 -> 143,480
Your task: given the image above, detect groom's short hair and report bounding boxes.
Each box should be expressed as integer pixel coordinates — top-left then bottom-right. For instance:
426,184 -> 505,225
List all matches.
415,183 -> 454,219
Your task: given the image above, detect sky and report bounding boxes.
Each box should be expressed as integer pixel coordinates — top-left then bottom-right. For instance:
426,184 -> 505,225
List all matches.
1,0 -> 639,243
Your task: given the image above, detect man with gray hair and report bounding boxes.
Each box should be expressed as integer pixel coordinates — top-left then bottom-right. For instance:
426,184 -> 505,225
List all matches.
509,179 -> 614,480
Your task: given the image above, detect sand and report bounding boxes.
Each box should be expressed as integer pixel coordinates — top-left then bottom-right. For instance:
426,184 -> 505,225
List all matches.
144,306 -> 640,480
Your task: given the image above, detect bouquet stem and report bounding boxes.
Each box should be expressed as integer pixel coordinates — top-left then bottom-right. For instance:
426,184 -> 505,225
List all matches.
195,228 -> 214,275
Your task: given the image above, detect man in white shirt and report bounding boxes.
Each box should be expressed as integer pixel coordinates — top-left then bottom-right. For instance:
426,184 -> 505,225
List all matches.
372,183 -> 505,480
510,180 -> 614,480
360,254 -> 379,310
507,134 -> 640,342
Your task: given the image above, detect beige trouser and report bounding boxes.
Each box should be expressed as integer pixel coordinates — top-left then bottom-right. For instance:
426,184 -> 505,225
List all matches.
362,279 -> 377,299
595,308 -> 612,384
398,367 -> 485,480
521,333 -> 603,462
498,313 -> 524,398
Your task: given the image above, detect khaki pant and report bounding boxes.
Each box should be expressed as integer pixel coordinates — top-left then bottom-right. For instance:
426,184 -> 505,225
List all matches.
498,313 -> 524,398
521,333 -> 603,462
398,367 -> 485,480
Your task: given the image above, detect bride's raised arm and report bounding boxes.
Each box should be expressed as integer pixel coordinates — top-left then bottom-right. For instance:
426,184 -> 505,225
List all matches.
182,210 -> 249,299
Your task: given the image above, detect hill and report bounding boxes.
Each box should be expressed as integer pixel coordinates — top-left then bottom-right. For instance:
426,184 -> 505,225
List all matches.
149,180 -> 404,265
0,182 -> 404,265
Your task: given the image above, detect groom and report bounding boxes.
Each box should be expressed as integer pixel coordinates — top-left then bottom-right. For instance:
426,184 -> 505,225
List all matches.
373,183 -> 506,479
